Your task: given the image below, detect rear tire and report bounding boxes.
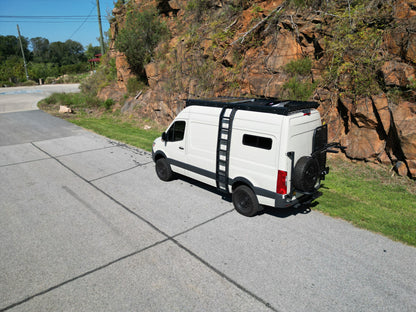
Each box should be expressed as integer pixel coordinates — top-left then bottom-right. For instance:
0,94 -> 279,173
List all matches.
155,158 -> 173,181
293,156 -> 319,192
232,185 -> 260,217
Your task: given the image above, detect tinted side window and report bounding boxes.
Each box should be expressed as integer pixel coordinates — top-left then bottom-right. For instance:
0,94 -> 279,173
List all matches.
167,121 -> 186,142
242,134 -> 272,150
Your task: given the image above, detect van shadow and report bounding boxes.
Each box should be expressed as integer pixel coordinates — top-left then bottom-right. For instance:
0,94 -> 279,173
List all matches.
259,201 -> 316,218
174,174 -> 316,218
174,174 -> 233,203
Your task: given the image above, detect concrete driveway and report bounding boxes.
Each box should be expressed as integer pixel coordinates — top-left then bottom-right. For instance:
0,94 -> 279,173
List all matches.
0,84 -> 80,113
1,86 -> 415,311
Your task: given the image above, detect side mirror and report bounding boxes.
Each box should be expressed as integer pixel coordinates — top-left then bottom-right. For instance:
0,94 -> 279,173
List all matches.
161,132 -> 167,142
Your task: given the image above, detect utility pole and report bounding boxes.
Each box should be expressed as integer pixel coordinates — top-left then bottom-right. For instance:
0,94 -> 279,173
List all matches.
96,0 -> 105,56
16,24 -> 29,81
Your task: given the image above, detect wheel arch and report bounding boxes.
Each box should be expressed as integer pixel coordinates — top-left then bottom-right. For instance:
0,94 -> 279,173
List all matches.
231,177 -> 256,193
153,150 -> 167,162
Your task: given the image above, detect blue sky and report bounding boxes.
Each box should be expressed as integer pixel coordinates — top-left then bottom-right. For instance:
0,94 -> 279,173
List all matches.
0,0 -> 116,49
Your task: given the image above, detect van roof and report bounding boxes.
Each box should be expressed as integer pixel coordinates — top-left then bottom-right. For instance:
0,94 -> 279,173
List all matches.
186,97 -> 319,116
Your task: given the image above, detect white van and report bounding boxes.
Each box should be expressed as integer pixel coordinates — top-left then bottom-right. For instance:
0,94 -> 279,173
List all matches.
152,98 -> 340,216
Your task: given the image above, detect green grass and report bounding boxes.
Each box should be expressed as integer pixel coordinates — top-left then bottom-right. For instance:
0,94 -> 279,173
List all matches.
70,116 -> 161,152
38,92 -> 163,152
318,157 -> 416,246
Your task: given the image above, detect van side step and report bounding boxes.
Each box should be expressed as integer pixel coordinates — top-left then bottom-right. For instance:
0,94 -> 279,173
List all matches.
216,107 -> 236,193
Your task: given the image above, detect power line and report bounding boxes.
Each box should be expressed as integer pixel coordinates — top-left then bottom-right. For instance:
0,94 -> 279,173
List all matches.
0,15 -> 100,18
0,15 -> 100,23
0,21 -> 98,23
69,4 -> 96,40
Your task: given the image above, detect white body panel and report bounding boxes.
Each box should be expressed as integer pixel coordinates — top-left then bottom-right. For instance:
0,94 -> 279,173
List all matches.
153,104 -> 323,208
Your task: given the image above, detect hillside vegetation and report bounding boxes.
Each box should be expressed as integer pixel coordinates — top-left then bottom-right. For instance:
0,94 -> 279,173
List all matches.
95,0 -> 416,179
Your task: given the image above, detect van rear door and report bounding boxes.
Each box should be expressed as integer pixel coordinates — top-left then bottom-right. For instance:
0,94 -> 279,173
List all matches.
286,111 -> 322,193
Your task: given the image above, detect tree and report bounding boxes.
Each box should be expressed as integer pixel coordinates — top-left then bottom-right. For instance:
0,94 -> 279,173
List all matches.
115,8 -> 169,79
48,41 -> 65,65
48,40 -> 86,66
30,37 -> 50,63
0,56 -> 26,82
85,44 -> 101,60
0,35 -> 30,62
63,40 -> 86,64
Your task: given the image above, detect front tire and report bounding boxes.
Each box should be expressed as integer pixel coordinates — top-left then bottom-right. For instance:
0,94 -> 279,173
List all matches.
155,158 -> 173,181
232,185 -> 260,217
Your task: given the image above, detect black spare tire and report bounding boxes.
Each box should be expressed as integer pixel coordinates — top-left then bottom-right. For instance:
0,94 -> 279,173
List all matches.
292,156 -> 319,192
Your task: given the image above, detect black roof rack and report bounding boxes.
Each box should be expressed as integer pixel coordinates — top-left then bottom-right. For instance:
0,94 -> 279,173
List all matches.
185,97 -> 319,115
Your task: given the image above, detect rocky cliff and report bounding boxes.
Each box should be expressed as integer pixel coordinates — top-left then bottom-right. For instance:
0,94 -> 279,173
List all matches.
104,0 -> 416,179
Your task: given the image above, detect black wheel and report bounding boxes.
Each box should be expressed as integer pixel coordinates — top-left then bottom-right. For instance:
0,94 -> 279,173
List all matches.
232,185 -> 260,217
292,156 -> 320,192
155,158 -> 173,181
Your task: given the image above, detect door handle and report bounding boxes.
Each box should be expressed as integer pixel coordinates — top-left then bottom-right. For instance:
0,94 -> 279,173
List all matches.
179,146 -> 184,150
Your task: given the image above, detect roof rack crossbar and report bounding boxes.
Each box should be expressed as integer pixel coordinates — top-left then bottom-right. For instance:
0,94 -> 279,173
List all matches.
185,98 -> 319,116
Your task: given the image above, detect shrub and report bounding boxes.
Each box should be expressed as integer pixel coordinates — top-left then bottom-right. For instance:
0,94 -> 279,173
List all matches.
283,77 -> 317,101
323,2 -> 390,96
283,57 -> 316,101
285,58 -> 312,76
0,80 -> 14,87
126,77 -> 147,95
103,98 -> 114,110
80,54 -> 117,96
45,77 -> 56,84
39,92 -> 104,109
186,0 -> 211,20
21,80 -> 37,86
115,8 -> 169,80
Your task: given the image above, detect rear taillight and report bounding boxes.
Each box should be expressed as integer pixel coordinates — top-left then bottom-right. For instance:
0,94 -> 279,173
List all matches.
276,170 -> 287,195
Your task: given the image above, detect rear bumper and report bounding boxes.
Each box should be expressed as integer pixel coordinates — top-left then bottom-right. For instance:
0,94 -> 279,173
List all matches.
275,190 -> 322,208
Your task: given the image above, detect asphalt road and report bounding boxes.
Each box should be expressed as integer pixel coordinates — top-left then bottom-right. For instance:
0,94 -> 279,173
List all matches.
1,85 -> 415,311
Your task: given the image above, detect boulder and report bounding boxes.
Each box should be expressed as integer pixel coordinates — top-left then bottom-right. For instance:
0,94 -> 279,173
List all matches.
115,52 -> 134,91
382,31 -> 406,57
121,97 -> 138,113
378,149 -> 392,166
371,94 -> 391,135
394,0 -> 416,19
405,33 -> 416,64
247,72 -> 271,96
168,0 -> 182,10
265,30 -> 302,73
145,62 -> 161,88
407,159 -> 416,176
395,161 -> 409,176
381,61 -> 415,87
353,97 -> 377,129
341,124 -> 385,160
325,109 -> 344,142
59,105 -> 72,114
98,85 -> 125,103
391,101 -> 416,161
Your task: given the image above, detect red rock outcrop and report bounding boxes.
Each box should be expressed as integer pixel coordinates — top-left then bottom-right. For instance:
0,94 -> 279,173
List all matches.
105,0 -> 416,178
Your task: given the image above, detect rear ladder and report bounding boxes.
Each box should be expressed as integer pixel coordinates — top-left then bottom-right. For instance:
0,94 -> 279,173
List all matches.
216,107 -> 237,193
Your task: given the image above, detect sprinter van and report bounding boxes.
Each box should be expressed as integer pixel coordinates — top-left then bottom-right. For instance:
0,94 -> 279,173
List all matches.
152,97 -> 340,216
